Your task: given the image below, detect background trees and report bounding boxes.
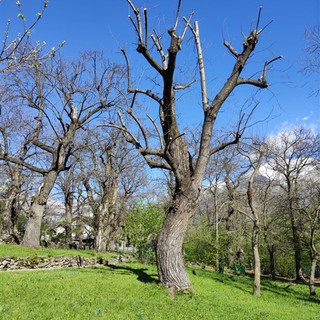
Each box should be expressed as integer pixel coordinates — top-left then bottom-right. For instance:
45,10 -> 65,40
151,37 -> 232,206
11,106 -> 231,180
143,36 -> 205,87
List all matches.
0,51 -> 125,247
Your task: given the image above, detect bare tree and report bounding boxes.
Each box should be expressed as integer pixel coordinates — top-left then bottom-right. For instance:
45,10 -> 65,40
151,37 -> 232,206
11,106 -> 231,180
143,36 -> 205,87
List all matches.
267,126 -> 320,282
0,51 -> 124,247
238,139 -> 265,296
298,180 -> 320,295
104,1 -> 281,291
80,129 -> 145,251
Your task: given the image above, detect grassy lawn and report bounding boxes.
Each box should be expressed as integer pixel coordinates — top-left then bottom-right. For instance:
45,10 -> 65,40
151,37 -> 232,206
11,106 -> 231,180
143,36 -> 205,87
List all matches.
0,246 -> 319,319
0,244 -> 117,259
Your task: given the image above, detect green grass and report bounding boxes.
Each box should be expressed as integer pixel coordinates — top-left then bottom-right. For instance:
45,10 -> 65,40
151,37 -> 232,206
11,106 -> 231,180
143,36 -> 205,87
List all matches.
0,244 -> 117,259
0,247 -> 319,319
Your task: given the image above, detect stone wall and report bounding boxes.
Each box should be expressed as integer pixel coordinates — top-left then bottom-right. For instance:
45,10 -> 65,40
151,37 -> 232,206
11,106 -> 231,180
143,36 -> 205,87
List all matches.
0,254 -> 131,271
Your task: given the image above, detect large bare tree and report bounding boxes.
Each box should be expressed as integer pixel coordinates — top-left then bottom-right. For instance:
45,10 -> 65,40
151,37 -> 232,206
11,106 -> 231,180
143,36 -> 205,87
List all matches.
0,51 -> 124,247
108,0 -> 281,291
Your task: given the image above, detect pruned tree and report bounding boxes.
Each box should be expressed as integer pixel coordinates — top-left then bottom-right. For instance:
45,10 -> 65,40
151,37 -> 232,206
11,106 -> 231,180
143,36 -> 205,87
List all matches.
105,0 -> 281,291
0,51 -> 124,247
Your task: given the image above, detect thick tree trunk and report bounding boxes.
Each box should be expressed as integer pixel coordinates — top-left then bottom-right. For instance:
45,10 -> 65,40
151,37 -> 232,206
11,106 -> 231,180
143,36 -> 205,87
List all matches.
156,191 -> 198,290
1,173 -> 20,238
22,171 -> 58,248
252,223 -> 261,296
94,215 -> 106,251
309,258 -> 317,296
1,194 -> 16,237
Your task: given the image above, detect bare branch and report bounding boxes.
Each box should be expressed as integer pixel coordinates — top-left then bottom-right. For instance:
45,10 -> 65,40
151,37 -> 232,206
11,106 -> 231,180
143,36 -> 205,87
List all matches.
255,7 -> 262,31
146,113 -> 164,149
193,21 -> 209,110
151,33 -> 167,69
121,48 -> 132,91
224,41 -> 240,58
0,154 -> 47,175
174,79 -> 196,90
261,56 -> 283,82
144,8 -> 148,47
181,12 -> 194,42
97,123 -> 141,149
237,208 -> 255,222
210,134 -> 240,155
128,15 -> 141,39
126,0 -> 136,12
127,109 -> 149,149
174,0 -> 182,31
237,55 -> 282,87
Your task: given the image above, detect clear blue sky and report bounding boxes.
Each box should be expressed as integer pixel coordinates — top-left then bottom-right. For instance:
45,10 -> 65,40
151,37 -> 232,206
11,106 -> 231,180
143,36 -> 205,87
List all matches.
1,0 -> 319,137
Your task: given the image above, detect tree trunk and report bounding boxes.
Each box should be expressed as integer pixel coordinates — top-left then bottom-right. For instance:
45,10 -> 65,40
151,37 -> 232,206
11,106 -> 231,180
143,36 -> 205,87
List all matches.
1,193 -> 16,237
290,213 -> 303,282
309,257 -> 317,296
22,171 -> 58,248
215,217 -> 219,271
252,223 -> 261,296
268,244 -> 276,280
226,206 -> 235,268
65,191 -> 73,245
1,171 -> 20,238
156,191 -> 198,290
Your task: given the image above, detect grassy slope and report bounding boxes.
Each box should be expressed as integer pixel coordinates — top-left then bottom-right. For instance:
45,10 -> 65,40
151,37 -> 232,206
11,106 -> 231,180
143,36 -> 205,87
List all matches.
0,246 -> 319,320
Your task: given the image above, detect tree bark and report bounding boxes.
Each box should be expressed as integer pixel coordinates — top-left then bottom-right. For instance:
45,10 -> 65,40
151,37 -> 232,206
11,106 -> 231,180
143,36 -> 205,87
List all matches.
289,206 -> 303,282
252,223 -> 261,296
309,257 -> 317,296
65,190 -> 73,245
1,166 -> 20,238
268,244 -> 276,280
22,171 -> 58,248
156,189 -> 198,290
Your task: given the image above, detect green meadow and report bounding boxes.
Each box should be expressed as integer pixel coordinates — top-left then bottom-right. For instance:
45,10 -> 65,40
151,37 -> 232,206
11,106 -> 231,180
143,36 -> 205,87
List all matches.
0,245 -> 319,320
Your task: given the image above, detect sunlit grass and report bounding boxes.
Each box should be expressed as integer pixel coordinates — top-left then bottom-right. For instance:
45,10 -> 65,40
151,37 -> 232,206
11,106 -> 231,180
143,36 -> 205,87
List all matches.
0,244 -> 117,259
0,258 -> 319,319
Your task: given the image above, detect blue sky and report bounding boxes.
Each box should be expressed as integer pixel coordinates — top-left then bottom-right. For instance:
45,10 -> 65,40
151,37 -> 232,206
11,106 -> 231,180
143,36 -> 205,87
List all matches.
1,0 -> 319,137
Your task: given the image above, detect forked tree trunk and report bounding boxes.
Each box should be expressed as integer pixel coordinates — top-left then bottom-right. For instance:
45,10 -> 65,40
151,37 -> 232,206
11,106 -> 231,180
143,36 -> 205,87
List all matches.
22,171 -> 58,248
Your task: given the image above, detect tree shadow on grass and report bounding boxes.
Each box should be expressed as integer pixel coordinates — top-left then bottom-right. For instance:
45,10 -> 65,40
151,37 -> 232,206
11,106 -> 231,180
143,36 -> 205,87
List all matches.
106,264 -> 158,284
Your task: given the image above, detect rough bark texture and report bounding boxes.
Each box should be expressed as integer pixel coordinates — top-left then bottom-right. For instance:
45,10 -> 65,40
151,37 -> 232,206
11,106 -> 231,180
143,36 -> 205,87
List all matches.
1,165 -> 20,238
64,191 -> 73,245
156,189 -> 199,290
22,171 -> 58,248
